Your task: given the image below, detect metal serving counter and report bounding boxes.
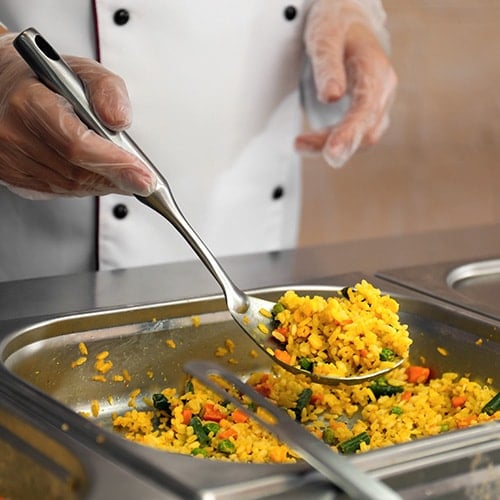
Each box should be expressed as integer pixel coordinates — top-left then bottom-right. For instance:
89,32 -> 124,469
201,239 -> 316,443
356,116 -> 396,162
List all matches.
1,222 -> 500,321
0,223 -> 499,499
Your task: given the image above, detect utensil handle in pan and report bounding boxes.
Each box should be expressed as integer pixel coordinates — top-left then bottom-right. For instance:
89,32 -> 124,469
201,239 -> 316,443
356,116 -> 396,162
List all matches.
13,27 -> 248,313
184,360 -> 402,500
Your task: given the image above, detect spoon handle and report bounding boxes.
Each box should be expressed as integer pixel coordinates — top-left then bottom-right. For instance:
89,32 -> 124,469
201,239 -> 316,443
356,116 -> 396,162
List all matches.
14,27 -> 248,313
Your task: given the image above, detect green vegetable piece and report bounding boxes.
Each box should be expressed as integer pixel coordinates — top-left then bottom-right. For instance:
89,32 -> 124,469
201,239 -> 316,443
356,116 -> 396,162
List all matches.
294,388 -> 313,420
379,347 -> 396,362
299,357 -> 313,372
217,439 -> 236,454
247,401 -> 257,412
151,415 -> 162,431
481,391 -> 500,416
191,448 -> 208,457
203,422 -> 220,436
322,428 -> 337,446
439,423 -> 450,433
338,431 -> 370,454
152,393 -> 171,413
370,377 -> 404,399
272,302 -> 285,316
390,406 -> 403,415
190,416 -> 210,446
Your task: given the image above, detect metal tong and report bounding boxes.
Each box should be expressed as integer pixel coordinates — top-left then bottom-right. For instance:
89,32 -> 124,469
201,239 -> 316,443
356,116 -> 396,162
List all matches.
184,360 -> 401,500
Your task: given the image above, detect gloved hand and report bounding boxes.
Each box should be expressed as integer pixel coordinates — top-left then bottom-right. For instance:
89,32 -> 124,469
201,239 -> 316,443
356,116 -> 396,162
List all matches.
296,0 -> 397,168
0,32 -> 155,199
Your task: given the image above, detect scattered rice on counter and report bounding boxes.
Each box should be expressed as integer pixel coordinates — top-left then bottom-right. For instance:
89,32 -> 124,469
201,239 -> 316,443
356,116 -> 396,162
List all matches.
78,342 -> 88,356
122,369 -> 132,383
71,356 -> 87,368
91,400 -> 100,418
110,281 -> 499,463
166,339 -> 177,349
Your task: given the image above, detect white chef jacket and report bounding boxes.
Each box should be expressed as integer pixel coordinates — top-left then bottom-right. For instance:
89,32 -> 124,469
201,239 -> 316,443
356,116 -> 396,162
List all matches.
0,0 -> 387,282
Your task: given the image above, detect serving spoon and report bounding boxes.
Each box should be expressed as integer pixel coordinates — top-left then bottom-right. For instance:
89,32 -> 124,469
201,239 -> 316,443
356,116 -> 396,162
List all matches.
14,28 -> 404,385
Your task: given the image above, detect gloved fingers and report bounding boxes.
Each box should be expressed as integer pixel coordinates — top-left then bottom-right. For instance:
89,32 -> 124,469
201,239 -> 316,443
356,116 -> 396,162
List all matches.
304,0 -> 380,104
294,105 -> 392,168
344,30 -> 397,138
69,130 -> 156,196
295,107 -> 391,169
324,77 -> 393,163
16,81 -> 155,195
0,182 -> 60,201
295,119 -> 364,168
0,143 -> 128,197
294,129 -> 329,155
323,117 -> 366,168
304,7 -> 347,102
298,11 -> 397,168
0,34 -> 154,198
322,30 -> 395,167
66,56 -> 132,132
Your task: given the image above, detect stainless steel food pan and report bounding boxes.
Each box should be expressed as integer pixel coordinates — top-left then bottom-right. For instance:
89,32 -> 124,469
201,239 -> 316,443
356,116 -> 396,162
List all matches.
0,381 -> 186,499
0,282 -> 499,499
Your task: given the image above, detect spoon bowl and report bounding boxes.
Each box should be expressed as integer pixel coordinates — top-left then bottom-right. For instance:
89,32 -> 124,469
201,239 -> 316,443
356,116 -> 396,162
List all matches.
230,294 -> 405,385
14,28 -> 405,385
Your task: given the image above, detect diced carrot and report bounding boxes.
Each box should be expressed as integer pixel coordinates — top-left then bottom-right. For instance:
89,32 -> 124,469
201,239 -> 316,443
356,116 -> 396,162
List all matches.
218,428 -> 238,439
451,396 -> 467,408
274,349 -> 292,365
311,429 -> 322,439
456,415 -> 475,429
338,318 -> 353,326
329,421 -> 348,431
359,349 -> 368,357
182,408 -> 193,425
310,393 -> 324,404
275,327 -> 289,338
401,391 -> 413,401
406,366 -> 430,384
253,381 -> 272,397
232,408 -> 249,423
201,403 -> 225,422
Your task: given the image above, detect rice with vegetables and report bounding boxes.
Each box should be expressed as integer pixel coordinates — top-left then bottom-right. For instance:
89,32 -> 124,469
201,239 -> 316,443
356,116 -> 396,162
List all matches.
268,280 -> 411,377
112,365 -> 499,462
108,281 -> 500,463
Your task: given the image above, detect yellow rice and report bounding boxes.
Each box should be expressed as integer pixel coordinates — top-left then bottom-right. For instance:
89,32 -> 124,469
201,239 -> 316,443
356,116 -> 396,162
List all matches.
108,281 -> 499,463
271,280 -> 412,377
112,365 -> 498,463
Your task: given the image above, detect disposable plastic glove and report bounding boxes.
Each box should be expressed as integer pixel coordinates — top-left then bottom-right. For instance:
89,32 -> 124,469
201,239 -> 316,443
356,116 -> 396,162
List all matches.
296,0 -> 397,168
0,32 -> 155,199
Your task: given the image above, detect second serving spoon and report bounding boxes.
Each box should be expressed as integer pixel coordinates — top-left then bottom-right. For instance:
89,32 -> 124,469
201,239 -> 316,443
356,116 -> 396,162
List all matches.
13,27 -> 404,385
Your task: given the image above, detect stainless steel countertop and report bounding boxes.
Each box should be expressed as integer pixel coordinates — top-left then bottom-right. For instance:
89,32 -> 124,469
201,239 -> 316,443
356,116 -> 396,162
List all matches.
1,222 -> 499,321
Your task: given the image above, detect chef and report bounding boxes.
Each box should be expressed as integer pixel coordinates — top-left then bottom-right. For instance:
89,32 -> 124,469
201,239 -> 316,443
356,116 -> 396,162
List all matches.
0,1 -> 396,282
